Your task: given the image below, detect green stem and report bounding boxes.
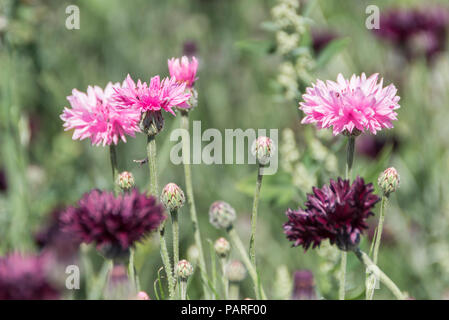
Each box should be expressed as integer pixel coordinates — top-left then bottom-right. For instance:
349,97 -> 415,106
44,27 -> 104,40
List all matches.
159,221 -> 175,299
180,280 -> 187,300
147,135 -> 158,196
249,167 -> 263,266
354,248 -> 406,300
180,112 -> 209,298
339,135 -> 356,300
171,210 -> 179,272
88,259 -> 113,300
219,257 -> 229,299
229,283 -> 240,300
128,248 -> 139,293
227,226 -> 267,300
109,145 -> 120,195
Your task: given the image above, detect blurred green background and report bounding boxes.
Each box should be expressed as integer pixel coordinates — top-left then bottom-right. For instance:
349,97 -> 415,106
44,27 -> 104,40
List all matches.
1,0 -> 449,300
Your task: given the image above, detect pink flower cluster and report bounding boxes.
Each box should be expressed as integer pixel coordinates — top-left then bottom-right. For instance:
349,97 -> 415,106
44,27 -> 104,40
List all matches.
61,56 -> 198,146
299,73 -> 400,135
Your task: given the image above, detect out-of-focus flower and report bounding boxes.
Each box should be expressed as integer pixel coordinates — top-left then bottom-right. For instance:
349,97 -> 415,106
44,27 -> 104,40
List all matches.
283,177 -> 380,251
374,7 -> 449,63
311,29 -> 338,56
209,201 -> 236,229
0,169 -> 7,192
136,291 -> 150,300
116,171 -> 135,191
214,237 -> 231,258
183,41 -> 197,57
160,183 -> 185,212
104,264 -> 134,300
273,265 -> 292,300
367,220 -> 396,246
60,82 -> 141,146
113,74 -> 190,115
60,189 -> 165,260
378,167 -> 400,196
251,136 -> 275,165
291,270 -> 317,300
225,260 -> 247,282
34,207 -> 80,263
0,253 -> 60,300
187,245 -> 200,265
356,134 -> 400,159
168,56 -> 198,89
300,73 -> 400,135
176,260 -> 194,279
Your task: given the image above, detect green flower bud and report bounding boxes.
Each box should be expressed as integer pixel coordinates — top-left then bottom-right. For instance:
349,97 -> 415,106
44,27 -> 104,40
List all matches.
176,259 -> 193,279
378,167 -> 400,196
251,136 -> 275,165
161,183 -> 185,212
214,237 -> 231,258
116,171 -> 135,191
209,201 -> 236,229
225,260 -> 247,282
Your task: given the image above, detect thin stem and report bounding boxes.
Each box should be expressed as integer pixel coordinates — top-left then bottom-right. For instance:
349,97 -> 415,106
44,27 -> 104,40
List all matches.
354,248 -> 406,300
128,248 -> 140,293
180,112 -> 209,298
227,226 -> 267,300
219,257 -> 229,299
249,167 -> 264,266
339,135 -> 356,300
109,145 -> 120,195
159,221 -> 175,299
171,210 -> 179,271
147,135 -> 158,196
180,280 -> 187,300
88,259 -> 113,300
229,283 -> 240,300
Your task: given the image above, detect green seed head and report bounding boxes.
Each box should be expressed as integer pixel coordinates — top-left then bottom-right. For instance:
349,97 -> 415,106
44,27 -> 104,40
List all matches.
161,183 -> 185,212
378,167 -> 400,196
176,259 -> 193,279
116,171 -> 135,191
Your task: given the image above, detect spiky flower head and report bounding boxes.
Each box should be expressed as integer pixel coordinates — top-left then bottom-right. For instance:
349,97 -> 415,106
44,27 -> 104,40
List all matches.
300,73 -> 400,136
292,270 -> 317,300
176,260 -> 193,279
0,253 -> 60,300
378,167 -> 400,197
60,189 -> 165,260
283,177 -> 380,251
225,260 -> 247,282
214,237 -> 231,258
251,136 -> 276,165
209,201 -> 236,229
168,56 -> 199,89
60,82 -> 141,146
116,171 -> 135,191
160,183 -> 185,212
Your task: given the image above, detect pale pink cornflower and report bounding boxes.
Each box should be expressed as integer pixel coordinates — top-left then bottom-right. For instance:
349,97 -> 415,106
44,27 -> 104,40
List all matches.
299,73 -> 400,135
168,56 -> 198,88
113,74 -> 191,115
60,82 -> 141,146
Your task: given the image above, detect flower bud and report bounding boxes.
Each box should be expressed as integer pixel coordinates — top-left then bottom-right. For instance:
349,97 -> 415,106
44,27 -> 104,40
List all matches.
187,245 -> 199,264
209,201 -> 236,229
251,136 -> 275,165
378,167 -> 400,196
116,171 -> 135,191
161,183 -> 185,212
140,111 -> 164,137
176,259 -> 193,279
225,260 -> 246,282
214,237 -> 231,258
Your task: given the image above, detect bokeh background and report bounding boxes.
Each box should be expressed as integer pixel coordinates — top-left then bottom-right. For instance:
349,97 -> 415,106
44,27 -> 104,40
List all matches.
1,0 -> 449,300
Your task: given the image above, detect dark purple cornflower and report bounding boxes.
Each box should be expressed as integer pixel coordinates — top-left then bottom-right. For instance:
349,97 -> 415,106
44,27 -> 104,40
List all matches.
374,7 -> 449,63
292,270 -> 317,300
60,189 -> 166,260
311,29 -> 338,56
0,253 -> 60,300
35,207 -> 80,263
283,177 -> 380,251
0,169 -> 7,192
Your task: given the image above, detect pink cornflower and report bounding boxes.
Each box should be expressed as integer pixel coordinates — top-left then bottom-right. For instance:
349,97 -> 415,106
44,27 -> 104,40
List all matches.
113,74 -> 191,115
168,56 -> 199,88
299,73 -> 400,135
60,82 -> 141,146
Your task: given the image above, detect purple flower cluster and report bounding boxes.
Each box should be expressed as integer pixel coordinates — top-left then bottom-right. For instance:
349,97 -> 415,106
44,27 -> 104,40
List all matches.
283,177 -> 380,251
374,7 -> 449,63
0,253 -> 60,300
60,189 -> 165,259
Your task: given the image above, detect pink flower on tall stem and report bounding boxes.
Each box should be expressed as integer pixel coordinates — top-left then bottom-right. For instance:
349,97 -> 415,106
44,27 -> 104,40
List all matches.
299,73 -> 400,135
60,82 -> 141,146
168,56 -> 199,89
113,74 -> 191,115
